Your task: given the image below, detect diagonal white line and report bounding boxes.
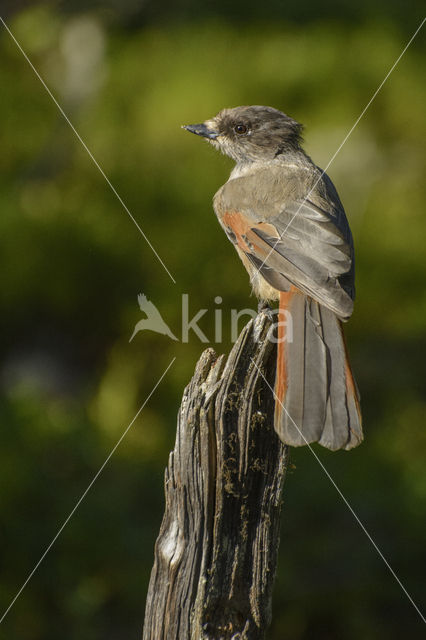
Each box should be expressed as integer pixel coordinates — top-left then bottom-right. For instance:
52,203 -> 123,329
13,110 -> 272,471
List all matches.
0,357 -> 176,625
0,16 -> 176,285
250,356 -> 426,625
252,16 -> 426,280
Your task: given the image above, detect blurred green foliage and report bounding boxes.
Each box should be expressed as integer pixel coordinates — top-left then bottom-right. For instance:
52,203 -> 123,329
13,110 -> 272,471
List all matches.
0,3 -> 425,639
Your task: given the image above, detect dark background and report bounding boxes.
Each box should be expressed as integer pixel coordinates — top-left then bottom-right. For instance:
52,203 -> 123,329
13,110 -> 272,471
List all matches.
0,1 -> 425,638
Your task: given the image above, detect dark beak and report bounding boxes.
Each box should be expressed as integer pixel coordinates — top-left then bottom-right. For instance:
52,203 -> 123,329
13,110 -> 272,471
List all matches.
182,123 -> 219,140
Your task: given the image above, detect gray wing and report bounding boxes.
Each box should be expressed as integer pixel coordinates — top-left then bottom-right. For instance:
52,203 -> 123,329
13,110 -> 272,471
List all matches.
215,166 -> 355,319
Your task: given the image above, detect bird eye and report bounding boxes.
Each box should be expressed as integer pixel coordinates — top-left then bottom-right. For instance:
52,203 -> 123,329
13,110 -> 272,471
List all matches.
234,123 -> 248,134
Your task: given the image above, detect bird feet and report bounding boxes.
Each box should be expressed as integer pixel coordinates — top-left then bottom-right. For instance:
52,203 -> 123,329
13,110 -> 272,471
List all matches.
257,300 -> 275,321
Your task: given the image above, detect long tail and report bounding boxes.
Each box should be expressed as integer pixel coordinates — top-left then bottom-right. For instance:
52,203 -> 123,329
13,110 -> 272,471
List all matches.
274,290 -> 363,450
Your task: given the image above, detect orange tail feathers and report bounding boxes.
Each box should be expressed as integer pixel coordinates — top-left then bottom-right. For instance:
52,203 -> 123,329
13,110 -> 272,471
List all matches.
274,290 -> 294,428
272,292 -> 363,450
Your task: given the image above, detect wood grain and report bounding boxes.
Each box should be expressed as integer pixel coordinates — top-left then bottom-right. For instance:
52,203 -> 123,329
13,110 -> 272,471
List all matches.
143,311 -> 289,640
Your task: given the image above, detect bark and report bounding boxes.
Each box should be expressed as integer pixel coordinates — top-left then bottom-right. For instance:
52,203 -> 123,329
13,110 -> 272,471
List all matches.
143,311 -> 288,640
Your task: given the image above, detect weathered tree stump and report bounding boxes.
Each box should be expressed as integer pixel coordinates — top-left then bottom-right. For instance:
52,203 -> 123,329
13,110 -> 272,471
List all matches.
143,311 -> 289,640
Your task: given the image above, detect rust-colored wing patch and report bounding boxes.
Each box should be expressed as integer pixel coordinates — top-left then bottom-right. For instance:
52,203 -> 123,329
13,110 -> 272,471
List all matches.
222,210 -> 280,256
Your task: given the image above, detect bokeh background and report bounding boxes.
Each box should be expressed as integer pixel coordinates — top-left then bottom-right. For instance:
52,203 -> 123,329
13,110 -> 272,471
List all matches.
0,1 -> 425,638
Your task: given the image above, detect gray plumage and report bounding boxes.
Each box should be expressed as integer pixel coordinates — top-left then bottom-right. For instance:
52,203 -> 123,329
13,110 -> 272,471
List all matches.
183,105 -> 363,450
277,293 -> 362,450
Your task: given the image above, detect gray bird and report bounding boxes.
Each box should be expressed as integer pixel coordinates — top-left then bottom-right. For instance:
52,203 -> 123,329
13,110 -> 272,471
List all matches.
183,105 -> 362,450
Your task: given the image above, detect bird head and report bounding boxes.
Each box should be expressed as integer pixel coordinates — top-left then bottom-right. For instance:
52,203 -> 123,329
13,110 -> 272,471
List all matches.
183,105 -> 303,163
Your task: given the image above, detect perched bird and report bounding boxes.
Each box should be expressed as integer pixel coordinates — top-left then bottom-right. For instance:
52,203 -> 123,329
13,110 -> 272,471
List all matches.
183,105 -> 362,450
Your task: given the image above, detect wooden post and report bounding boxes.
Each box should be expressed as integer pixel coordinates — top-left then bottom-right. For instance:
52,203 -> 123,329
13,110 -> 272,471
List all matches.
143,311 -> 289,640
